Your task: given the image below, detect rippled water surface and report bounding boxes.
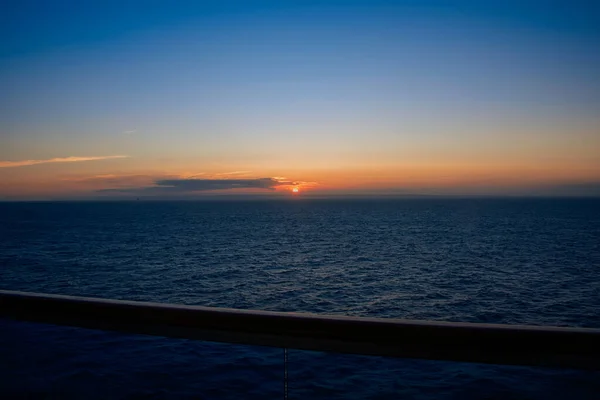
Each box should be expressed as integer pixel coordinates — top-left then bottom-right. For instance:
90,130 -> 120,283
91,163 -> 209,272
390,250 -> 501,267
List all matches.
1,199 -> 599,398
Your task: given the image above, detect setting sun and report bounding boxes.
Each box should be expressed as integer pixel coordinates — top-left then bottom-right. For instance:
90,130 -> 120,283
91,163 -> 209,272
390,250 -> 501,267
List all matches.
292,187 -> 299,193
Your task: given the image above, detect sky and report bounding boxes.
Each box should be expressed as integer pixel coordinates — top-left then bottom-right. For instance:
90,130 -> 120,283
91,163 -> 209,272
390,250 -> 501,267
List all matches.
1,0 -> 599,199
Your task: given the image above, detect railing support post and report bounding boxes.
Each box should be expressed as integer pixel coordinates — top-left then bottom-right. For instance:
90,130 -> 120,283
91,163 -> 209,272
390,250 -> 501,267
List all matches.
284,347 -> 288,400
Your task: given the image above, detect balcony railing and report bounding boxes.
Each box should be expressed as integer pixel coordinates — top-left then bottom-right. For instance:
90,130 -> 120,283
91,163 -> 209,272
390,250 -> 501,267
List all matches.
1,289 -> 598,370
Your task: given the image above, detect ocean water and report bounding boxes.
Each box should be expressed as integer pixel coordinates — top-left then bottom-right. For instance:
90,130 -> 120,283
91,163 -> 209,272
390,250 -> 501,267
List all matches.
1,198 -> 599,399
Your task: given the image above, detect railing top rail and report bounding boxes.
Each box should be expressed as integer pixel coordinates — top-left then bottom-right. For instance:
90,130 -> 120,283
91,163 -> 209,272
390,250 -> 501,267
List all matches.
1,290 -> 598,370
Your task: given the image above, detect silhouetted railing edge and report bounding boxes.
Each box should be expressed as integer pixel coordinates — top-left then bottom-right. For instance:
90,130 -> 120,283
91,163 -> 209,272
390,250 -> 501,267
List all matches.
1,290 -> 598,370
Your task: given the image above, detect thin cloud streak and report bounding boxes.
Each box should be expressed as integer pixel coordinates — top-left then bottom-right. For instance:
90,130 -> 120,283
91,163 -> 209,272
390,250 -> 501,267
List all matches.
0,155 -> 129,168
214,171 -> 252,176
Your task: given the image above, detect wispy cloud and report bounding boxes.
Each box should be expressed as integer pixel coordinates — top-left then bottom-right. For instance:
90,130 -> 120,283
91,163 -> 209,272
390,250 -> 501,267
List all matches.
62,174 -> 156,186
180,171 -> 253,179
214,170 -> 252,176
0,155 -> 129,168
178,172 -> 207,179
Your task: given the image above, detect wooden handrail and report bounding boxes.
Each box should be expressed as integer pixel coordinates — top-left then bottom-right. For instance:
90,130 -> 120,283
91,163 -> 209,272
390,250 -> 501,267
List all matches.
1,290 -> 598,370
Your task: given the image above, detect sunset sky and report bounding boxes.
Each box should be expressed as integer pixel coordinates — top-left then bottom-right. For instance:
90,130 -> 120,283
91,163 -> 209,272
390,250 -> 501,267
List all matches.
2,0 -> 599,199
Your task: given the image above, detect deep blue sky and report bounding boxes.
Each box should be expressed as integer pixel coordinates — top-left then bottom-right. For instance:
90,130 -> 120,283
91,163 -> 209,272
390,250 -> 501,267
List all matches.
3,1 -> 599,57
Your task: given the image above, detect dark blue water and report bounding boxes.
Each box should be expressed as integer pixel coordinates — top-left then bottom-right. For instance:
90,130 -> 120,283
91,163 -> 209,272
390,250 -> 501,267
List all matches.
1,199 -> 599,398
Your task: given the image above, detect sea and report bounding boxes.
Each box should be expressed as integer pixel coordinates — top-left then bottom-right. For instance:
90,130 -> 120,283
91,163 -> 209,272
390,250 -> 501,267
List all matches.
1,198 -> 599,399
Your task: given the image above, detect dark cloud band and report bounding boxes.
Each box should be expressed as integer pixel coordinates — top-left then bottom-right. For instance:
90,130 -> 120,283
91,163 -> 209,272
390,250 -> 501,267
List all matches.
99,177 -> 295,194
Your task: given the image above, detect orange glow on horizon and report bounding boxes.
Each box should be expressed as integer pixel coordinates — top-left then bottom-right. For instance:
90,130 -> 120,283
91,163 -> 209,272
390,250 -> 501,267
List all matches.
1,161 -> 599,199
